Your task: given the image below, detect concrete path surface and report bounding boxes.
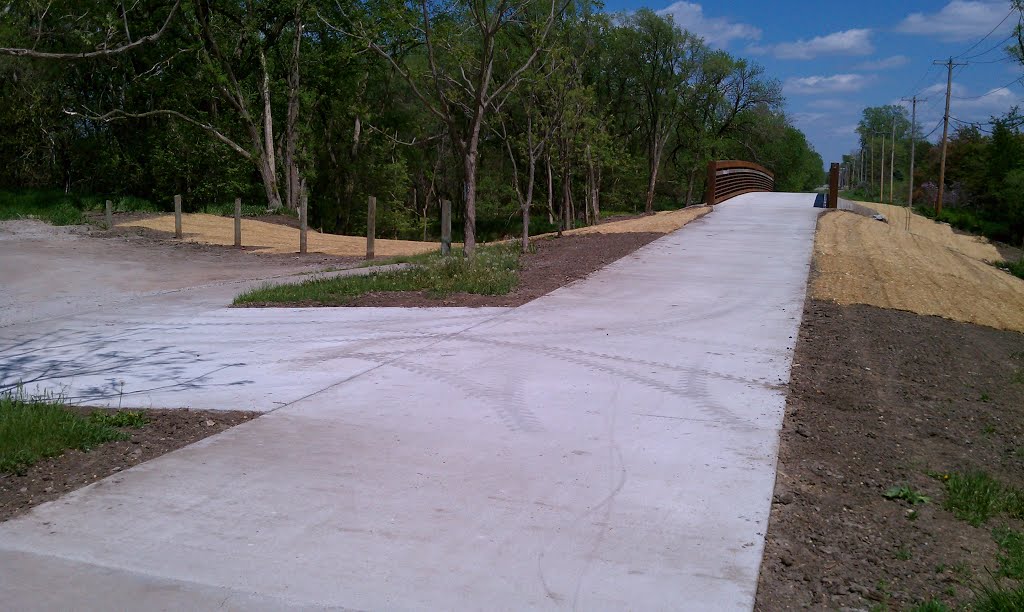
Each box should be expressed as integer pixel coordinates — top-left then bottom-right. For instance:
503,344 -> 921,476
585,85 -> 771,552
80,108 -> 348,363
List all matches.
0,192 -> 819,610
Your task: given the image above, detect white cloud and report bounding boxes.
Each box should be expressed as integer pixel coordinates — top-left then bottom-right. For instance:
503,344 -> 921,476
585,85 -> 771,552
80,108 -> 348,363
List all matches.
791,112 -> 828,126
785,74 -> 870,95
814,98 -> 856,110
657,2 -> 762,47
766,29 -> 875,60
855,55 -> 910,71
897,1 -> 1014,41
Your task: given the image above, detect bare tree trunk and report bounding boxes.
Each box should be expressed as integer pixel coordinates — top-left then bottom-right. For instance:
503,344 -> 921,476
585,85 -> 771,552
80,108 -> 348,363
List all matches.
463,149 -> 479,256
283,9 -> 303,210
258,49 -> 282,209
645,137 -> 666,215
546,153 -> 554,224
586,144 -> 599,224
685,165 -> 697,206
561,162 -> 571,233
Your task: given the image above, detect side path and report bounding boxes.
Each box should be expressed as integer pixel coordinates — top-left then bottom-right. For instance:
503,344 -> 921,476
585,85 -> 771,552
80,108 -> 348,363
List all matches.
0,193 -> 820,610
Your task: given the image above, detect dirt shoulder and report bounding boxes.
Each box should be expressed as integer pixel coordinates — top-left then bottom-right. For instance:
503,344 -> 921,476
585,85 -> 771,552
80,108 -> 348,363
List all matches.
0,408 -> 258,523
756,299 -> 1024,610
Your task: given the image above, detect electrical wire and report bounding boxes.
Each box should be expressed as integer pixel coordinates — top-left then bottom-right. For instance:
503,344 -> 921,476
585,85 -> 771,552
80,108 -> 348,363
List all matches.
963,32 -> 1017,61
905,63 -> 938,98
954,7 -> 1016,59
951,75 -> 1024,100
950,116 -> 994,134
921,116 -> 947,140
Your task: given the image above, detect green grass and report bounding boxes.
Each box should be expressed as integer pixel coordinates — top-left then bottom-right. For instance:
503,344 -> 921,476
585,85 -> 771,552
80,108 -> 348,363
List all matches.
973,584 -> 1024,611
0,392 -> 127,474
908,601 -> 950,612
994,528 -> 1024,580
0,189 -> 159,225
995,259 -> 1024,280
234,243 -> 521,306
943,472 -> 1024,526
88,410 -> 148,428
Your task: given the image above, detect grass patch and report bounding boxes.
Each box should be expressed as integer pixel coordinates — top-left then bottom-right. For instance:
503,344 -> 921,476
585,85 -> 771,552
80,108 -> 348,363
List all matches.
908,601 -> 950,612
995,259 -> 1024,280
0,392 -> 127,475
943,472 -> 1024,526
234,242 -> 521,305
88,410 -> 149,428
0,189 -> 160,226
994,528 -> 1024,580
972,584 -> 1024,611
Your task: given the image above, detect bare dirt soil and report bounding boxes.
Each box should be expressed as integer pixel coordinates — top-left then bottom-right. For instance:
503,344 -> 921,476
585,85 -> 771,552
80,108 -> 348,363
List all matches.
118,212 -> 442,258
0,408 -> 258,523
756,299 -> 1024,610
116,206 -> 712,258
811,210 -> 1024,333
544,205 -> 711,237
324,232 -> 664,307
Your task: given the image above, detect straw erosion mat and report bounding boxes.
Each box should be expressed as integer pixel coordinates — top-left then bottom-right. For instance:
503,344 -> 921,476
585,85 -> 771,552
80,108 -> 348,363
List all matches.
118,207 -> 711,257
119,213 -> 437,258
810,205 -> 1024,333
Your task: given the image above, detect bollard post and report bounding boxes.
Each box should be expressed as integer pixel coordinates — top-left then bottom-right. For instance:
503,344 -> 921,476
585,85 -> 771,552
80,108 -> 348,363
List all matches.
174,194 -> 182,238
299,190 -> 308,254
440,198 -> 451,256
105,199 -> 113,229
705,161 -> 717,206
828,163 -> 839,209
234,197 -> 242,248
366,195 -> 376,260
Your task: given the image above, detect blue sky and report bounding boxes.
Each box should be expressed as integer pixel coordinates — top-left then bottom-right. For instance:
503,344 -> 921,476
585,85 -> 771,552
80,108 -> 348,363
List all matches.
603,0 -> 1024,166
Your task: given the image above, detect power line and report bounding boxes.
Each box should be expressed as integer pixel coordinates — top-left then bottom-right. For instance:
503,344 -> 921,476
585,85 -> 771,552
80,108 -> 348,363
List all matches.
967,55 -> 1016,65
950,117 -> 994,134
922,116 -> 945,140
954,7 -> 1016,59
951,76 -> 1024,100
963,32 -> 1017,60
905,63 -> 939,98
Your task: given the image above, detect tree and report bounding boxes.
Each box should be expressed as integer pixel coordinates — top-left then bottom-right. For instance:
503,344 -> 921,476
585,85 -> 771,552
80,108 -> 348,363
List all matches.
343,0 -> 566,256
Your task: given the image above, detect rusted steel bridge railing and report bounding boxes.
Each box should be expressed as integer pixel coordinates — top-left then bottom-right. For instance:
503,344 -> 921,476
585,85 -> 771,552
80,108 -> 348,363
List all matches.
704,160 -> 775,205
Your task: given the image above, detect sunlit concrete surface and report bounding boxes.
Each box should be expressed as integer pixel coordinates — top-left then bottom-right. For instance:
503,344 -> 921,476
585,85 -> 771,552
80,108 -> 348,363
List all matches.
0,192 -> 819,610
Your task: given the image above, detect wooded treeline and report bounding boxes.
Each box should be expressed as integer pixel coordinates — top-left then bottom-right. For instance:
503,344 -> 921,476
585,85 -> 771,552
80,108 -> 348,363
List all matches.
0,0 -> 824,249
847,104 -> 1024,246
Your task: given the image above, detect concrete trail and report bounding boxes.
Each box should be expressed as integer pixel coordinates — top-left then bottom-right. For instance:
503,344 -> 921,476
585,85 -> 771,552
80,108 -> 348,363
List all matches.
0,192 -> 819,610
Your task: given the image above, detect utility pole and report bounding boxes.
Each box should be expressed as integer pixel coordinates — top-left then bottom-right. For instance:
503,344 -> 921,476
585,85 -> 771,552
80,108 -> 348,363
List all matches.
880,134 -> 886,203
870,140 -> 875,198
901,96 -> 925,229
933,57 -> 966,216
889,116 -> 896,204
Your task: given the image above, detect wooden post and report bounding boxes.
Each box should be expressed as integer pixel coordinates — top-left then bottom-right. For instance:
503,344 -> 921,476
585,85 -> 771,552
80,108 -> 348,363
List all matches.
366,195 -> 376,260
299,190 -> 308,254
828,163 -> 839,209
440,198 -> 452,256
705,161 -> 717,206
105,199 -> 113,229
234,197 -> 242,248
174,194 -> 182,238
